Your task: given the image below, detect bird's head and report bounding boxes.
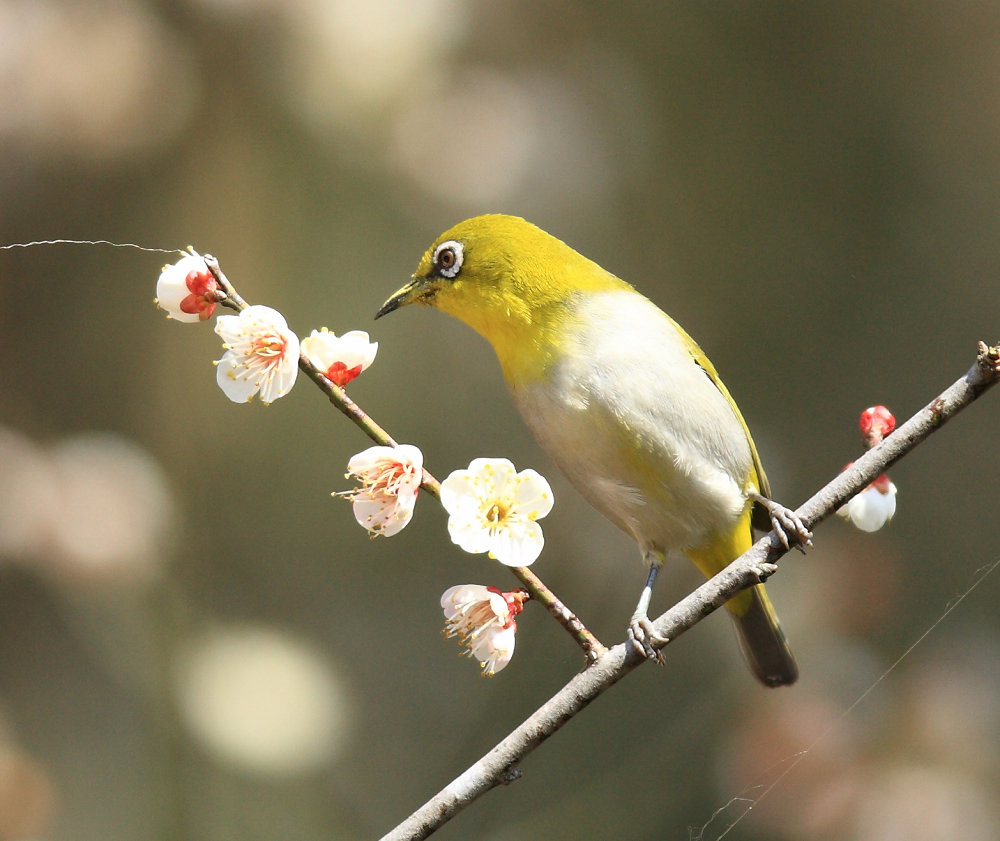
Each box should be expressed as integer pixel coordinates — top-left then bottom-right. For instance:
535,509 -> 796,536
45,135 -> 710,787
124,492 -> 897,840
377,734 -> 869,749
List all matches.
375,215 -> 625,377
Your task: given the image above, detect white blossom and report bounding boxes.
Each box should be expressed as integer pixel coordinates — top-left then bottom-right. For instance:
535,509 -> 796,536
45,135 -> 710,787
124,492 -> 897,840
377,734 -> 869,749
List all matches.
440,458 -> 553,566
214,306 -> 299,403
839,476 -> 897,532
301,328 -> 378,387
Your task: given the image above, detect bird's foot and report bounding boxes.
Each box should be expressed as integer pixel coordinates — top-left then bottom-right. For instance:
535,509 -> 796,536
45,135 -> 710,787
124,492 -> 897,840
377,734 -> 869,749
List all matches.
750,492 -> 813,552
627,612 -> 667,663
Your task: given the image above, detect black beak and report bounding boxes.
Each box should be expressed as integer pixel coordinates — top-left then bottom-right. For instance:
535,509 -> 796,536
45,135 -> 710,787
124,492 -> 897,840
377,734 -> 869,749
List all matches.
374,278 -> 423,320
374,297 -> 400,320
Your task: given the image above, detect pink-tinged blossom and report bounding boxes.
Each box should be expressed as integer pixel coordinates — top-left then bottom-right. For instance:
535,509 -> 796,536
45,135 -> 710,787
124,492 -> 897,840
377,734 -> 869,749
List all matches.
441,584 -> 527,675
342,444 -> 423,537
156,252 -> 220,322
214,306 -> 299,403
301,328 -> 378,387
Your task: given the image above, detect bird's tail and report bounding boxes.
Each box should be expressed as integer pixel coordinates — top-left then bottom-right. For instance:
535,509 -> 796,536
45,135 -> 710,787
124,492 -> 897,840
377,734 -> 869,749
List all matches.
730,584 -> 798,687
686,508 -> 798,687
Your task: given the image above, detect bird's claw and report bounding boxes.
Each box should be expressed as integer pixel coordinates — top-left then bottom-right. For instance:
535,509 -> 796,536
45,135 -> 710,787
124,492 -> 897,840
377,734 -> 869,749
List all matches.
749,560 -> 779,582
627,613 -> 667,663
751,493 -> 813,552
771,507 -> 813,553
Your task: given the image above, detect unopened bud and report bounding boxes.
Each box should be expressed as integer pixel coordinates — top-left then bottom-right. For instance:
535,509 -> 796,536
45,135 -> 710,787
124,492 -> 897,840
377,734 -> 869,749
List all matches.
859,405 -> 896,448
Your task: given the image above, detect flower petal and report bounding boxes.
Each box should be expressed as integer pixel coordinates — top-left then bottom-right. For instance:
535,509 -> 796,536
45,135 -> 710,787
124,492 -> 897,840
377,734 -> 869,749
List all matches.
216,353 -> 260,403
474,625 -> 516,675
511,470 -> 554,520
838,482 -> 897,532
490,519 -> 544,567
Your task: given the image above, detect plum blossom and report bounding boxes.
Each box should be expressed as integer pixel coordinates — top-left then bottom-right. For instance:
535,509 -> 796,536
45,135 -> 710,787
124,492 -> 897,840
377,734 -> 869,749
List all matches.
214,306 -> 299,403
301,328 -> 378,387
440,458 -> 553,567
155,252 -> 220,322
342,444 -> 423,537
840,406 -> 899,532
441,584 -> 527,675
839,474 -> 897,532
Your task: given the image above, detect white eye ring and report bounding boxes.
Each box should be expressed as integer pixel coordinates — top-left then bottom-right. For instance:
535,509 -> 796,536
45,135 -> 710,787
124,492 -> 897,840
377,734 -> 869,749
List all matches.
433,240 -> 463,279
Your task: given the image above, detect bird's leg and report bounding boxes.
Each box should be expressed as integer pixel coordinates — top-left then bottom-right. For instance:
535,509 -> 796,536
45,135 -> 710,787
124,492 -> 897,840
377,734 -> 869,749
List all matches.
749,491 -> 813,552
627,563 -> 667,662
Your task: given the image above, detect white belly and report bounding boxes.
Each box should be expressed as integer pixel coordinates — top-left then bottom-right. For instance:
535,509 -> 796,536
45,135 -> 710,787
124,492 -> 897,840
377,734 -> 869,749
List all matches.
511,290 -> 753,560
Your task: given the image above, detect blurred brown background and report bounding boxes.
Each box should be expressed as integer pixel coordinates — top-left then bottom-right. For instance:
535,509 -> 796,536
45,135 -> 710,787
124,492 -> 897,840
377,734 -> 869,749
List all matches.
2,2 -> 1000,839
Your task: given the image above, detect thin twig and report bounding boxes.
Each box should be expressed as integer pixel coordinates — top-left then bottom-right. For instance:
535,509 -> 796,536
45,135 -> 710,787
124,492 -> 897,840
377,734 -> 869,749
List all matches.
297,354 -> 399,449
203,253 -> 249,312
378,342 -> 999,841
509,566 -> 608,660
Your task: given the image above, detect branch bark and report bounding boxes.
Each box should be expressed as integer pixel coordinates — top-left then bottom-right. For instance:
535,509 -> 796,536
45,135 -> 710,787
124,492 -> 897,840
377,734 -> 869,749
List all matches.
379,342 -> 999,841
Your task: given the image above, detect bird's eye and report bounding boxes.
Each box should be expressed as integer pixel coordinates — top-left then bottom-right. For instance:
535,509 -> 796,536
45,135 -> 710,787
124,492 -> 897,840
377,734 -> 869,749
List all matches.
433,240 -> 463,279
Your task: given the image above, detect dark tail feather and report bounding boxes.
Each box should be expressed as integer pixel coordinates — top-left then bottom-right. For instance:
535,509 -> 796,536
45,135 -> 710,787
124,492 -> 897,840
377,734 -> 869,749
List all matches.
730,584 -> 798,687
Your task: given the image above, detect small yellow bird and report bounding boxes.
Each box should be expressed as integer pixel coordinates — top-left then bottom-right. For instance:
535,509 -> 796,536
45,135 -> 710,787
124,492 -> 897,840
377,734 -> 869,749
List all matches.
377,214 -> 805,686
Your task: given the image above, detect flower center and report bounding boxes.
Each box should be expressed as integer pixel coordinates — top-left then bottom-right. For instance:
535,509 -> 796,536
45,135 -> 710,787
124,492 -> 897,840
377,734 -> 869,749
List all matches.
252,334 -> 286,361
369,463 -> 407,496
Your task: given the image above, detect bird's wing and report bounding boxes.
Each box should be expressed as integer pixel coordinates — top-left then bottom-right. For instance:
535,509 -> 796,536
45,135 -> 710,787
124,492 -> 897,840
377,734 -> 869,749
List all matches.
670,317 -> 772,508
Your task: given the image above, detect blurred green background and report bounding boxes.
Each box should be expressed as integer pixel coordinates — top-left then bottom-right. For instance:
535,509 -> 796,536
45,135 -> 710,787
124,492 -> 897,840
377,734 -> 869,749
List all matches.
2,1 -> 1000,839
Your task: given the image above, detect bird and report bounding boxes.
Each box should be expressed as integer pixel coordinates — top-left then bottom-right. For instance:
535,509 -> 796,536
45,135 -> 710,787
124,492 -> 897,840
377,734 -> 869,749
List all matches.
376,214 -> 808,686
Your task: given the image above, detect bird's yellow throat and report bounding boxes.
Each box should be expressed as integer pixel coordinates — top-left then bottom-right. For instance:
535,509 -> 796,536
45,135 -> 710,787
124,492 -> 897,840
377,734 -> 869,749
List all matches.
395,214 -> 630,385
